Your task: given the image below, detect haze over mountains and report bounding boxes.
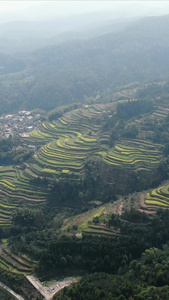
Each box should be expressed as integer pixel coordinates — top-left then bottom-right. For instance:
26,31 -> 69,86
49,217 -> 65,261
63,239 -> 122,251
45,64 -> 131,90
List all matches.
1,1 -> 169,23
0,12 -> 169,114
1,1 -> 169,54
0,13 -> 136,54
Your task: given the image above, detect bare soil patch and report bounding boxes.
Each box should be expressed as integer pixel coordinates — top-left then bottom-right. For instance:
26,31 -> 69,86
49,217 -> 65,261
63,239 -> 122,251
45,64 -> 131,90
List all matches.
26,275 -> 78,300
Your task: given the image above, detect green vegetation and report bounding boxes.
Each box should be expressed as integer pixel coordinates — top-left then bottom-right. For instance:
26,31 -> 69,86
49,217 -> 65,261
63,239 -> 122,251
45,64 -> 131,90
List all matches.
0,267 -> 43,299
0,12 -> 169,299
8,208 -> 169,279
0,94 -> 168,232
54,245 -> 169,299
0,136 -> 32,165
116,99 -> 154,119
62,204 -> 110,233
0,287 -> 15,299
0,77 -> 169,298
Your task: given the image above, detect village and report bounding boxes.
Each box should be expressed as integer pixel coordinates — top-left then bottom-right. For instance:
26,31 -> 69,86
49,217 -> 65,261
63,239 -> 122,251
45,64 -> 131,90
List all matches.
0,110 -> 41,138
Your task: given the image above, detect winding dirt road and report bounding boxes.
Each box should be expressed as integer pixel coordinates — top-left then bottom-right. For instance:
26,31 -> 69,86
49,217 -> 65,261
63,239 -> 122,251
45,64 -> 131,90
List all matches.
0,281 -> 24,300
26,275 -> 78,300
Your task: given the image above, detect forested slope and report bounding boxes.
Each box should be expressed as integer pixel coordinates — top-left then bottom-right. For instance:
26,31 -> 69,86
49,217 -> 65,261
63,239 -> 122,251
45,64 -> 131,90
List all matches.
54,244 -> 169,300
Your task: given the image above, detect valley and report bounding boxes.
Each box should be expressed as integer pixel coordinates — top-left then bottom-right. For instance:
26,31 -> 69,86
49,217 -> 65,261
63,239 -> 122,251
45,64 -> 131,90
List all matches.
1,4 -> 169,299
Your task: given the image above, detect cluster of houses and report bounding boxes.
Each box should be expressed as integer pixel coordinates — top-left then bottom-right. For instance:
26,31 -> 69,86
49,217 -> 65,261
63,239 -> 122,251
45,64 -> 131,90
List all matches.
0,110 -> 41,138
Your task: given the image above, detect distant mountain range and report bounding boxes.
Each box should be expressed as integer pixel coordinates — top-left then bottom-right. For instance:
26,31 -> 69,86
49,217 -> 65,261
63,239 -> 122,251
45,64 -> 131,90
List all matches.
0,14 -> 169,114
0,13 -> 135,53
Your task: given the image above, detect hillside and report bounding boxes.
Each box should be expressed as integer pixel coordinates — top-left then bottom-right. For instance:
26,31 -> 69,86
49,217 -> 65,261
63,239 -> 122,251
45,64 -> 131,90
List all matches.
1,12 -> 169,299
0,82 -> 169,297
54,245 -> 169,300
0,94 -> 167,230
0,15 -> 169,113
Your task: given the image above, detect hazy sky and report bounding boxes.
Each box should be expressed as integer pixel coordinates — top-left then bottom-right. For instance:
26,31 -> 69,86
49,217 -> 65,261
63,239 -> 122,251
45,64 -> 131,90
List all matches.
0,1 -> 169,23
0,1 -> 169,13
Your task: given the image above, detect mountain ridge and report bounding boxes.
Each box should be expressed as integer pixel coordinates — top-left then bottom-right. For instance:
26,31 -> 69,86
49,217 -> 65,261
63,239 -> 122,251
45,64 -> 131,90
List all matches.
0,14 -> 169,113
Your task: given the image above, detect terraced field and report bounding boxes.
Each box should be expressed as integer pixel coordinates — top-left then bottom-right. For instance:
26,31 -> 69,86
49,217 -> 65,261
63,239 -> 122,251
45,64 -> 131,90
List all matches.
0,245 -> 35,274
0,165 -> 47,227
151,106 -> 169,121
36,132 -> 98,174
62,202 -> 115,234
146,183 -> 169,207
0,103 -> 165,228
98,140 -> 161,170
29,104 -> 111,176
31,105 -> 162,177
0,101 -> 168,279
0,104 -> 109,227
